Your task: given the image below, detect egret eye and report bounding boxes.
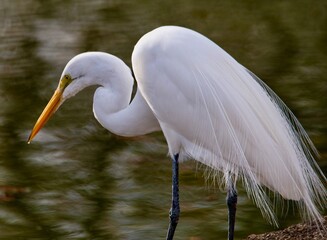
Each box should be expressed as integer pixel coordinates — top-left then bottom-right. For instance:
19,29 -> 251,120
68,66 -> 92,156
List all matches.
60,74 -> 73,90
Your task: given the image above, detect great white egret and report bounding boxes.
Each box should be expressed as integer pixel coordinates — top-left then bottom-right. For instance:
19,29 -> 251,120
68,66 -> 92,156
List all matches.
28,26 -> 326,240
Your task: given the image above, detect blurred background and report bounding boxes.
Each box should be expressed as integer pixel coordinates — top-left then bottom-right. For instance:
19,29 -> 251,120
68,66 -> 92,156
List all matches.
0,0 -> 326,239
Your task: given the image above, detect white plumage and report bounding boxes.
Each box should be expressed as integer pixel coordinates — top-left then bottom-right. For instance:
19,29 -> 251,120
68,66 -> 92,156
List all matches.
28,26 -> 326,236
132,26 -> 325,225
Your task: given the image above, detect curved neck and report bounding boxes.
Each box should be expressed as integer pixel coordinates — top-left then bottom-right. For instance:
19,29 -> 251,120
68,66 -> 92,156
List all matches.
93,77 -> 161,137
62,52 -> 161,137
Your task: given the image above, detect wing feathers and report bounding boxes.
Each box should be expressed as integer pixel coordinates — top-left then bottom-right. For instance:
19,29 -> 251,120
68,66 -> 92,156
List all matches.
133,26 -> 326,226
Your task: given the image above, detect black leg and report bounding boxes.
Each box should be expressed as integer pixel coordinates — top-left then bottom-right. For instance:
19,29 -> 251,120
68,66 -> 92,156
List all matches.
226,178 -> 237,240
166,154 -> 180,240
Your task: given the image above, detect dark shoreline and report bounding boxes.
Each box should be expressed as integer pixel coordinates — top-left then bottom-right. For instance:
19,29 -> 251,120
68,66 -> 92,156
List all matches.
245,216 -> 327,240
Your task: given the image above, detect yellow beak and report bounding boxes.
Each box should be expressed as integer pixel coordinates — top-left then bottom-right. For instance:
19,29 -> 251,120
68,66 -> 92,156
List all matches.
28,88 -> 63,143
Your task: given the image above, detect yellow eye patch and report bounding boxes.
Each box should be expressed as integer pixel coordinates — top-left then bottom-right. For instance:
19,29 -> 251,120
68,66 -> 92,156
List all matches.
59,74 -> 73,90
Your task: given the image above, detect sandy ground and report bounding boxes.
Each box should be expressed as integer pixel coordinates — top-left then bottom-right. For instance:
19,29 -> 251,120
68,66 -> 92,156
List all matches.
244,216 -> 327,240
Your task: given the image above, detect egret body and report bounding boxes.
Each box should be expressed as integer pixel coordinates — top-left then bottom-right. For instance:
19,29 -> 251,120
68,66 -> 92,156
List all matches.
28,26 -> 326,240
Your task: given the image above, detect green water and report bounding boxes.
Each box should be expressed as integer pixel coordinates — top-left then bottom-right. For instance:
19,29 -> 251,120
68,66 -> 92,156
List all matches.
0,1 -> 326,239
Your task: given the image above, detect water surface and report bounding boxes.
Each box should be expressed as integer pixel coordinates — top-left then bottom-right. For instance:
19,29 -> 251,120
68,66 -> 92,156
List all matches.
0,1 -> 326,239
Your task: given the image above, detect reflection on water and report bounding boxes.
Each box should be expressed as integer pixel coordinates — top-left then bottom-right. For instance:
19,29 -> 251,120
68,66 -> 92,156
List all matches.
0,1 -> 326,239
